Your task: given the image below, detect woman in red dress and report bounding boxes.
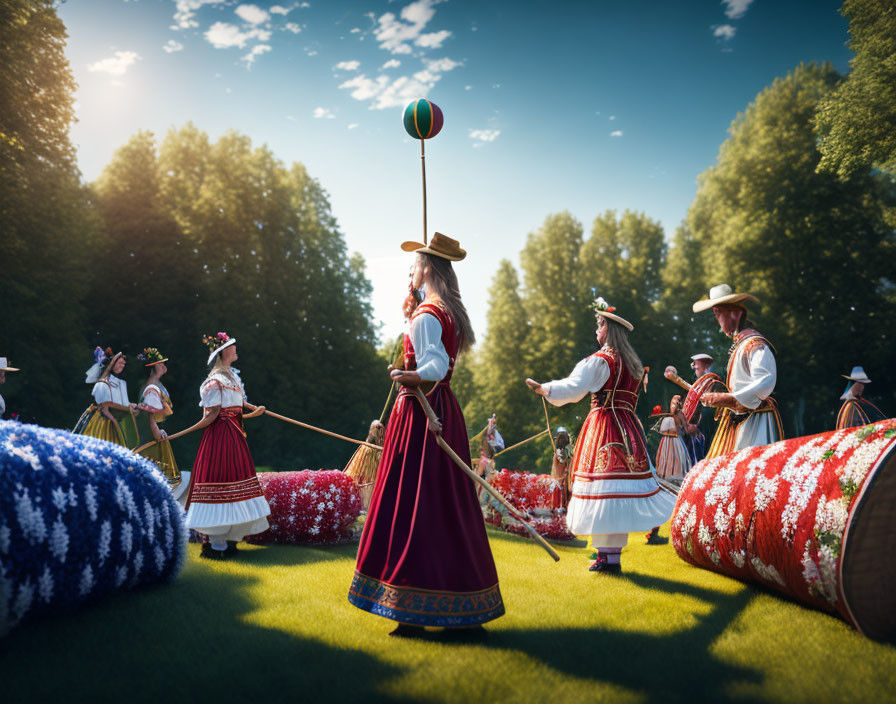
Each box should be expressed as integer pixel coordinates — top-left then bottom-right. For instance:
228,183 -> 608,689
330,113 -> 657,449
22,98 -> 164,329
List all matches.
348,234 -> 504,636
184,332 -> 271,559
526,297 -> 675,573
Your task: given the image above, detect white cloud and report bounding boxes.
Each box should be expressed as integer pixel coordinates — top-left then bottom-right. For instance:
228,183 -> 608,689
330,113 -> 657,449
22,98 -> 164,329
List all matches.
270,4 -> 291,15
374,0 -> 450,55
348,123 -> 359,130
335,60 -> 361,71
242,44 -> 271,66
610,130 -> 623,137
713,24 -> 736,40
339,74 -> 391,102
235,4 -> 269,24
313,107 -> 335,119
382,58 -> 401,69
163,39 -> 184,53
415,29 -> 450,49
609,115 -> 616,120
338,52 -> 459,110
284,22 -> 301,34
205,22 -> 271,48
469,129 -> 500,143
350,27 -> 361,34
172,0 -> 222,30
424,57 -> 460,72
305,47 -> 318,56
722,0 -> 754,19
465,84 -> 471,91
87,51 -> 141,76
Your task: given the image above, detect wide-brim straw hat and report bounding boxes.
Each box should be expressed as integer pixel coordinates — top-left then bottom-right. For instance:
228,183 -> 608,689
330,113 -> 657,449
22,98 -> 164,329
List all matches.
595,309 -> 634,332
693,284 -> 759,313
144,358 -> 168,367
401,232 -> 466,261
843,366 -> 871,384
207,338 -> 236,366
0,357 -> 20,372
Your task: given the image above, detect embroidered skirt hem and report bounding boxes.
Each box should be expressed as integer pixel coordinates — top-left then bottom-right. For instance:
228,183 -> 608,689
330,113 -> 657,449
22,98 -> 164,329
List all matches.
348,571 -> 505,627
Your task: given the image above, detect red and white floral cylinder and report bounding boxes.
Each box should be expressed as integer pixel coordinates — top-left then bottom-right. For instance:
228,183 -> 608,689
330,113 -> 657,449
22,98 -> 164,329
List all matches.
671,419 -> 896,641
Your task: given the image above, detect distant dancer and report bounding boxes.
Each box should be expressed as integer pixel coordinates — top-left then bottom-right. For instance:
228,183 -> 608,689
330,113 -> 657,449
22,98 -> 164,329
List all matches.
836,366 -> 886,430
73,347 -> 140,448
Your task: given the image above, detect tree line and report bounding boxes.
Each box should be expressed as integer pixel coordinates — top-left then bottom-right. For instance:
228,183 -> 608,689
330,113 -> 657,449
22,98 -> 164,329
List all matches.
2,1 -> 893,475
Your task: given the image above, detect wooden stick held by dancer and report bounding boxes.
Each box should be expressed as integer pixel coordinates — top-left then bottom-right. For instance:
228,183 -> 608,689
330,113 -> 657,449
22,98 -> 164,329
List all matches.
411,386 -> 560,562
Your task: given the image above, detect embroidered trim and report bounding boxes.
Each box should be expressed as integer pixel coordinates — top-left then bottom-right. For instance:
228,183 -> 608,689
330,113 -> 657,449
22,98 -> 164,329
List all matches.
572,487 -> 661,500
190,477 -> 263,504
348,571 -> 505,627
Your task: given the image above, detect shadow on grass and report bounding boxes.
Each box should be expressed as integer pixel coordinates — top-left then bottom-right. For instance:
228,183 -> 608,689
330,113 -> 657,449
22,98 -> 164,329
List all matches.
234,541 -> 359,568
0,558 -> 403,703
487,573 -> 765,704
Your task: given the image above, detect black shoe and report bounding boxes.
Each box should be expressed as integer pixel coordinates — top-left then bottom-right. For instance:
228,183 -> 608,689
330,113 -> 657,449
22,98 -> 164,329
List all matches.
225,541 -> 239,555
200,543 -> 227,560
646,528 -> 662,545
589,556 -> 622,574
389,624 -> 426,638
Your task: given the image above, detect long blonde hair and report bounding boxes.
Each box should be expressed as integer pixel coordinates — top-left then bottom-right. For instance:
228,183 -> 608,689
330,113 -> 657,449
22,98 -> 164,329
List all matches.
603,319 -> 644,380
210,354 -> 239,385
421,253 -> 475,354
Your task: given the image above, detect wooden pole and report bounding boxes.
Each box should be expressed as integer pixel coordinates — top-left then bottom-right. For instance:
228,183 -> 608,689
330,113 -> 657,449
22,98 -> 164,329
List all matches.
420,138 -> 427,245
542,397 -> 557,454
133,422 -> 203,454
493,429 -> 550,457
263,409 -> 383,450
411,387 -> 560,562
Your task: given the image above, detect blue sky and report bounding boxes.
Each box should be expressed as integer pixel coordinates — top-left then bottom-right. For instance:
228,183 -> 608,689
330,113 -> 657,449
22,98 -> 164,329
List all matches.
59,0 -> 852,342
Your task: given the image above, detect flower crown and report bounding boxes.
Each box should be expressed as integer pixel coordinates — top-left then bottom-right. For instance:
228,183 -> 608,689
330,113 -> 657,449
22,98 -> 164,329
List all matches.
137,347 -> 166,366
591,289 -> 616,314
203,332 -> 231,353
93,346 -> 114,366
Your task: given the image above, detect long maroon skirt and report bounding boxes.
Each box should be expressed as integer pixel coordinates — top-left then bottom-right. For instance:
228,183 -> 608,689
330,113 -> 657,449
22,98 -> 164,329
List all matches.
184,408 -> 269,538
348,385 -> 504,627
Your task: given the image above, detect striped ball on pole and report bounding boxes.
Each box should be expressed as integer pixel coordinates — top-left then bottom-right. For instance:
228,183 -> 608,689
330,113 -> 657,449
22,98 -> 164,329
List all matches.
403,99 -> 443,140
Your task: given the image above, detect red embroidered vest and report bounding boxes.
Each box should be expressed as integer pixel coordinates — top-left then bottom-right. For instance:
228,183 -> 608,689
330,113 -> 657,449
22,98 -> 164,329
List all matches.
403,301 -> 458,385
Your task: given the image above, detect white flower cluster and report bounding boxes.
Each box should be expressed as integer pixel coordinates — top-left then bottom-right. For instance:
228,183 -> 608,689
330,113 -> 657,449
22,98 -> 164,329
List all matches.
750,556 -> 785,587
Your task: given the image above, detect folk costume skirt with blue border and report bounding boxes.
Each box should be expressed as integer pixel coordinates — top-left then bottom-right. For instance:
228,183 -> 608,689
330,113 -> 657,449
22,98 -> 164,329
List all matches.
349,384 -> 504,627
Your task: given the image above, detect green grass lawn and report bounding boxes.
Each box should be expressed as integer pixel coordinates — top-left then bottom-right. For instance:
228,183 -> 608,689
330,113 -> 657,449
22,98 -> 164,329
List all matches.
2,526 -> 895,704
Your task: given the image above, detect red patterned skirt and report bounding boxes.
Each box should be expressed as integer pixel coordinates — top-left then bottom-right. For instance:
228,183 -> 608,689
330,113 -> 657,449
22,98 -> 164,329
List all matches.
184,408 -> 270,541
566,407 -> 675,536
348,384 -> 504,627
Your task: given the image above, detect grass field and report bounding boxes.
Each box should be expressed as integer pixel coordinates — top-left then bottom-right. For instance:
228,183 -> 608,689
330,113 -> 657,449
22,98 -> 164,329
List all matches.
2,525 -> 895,704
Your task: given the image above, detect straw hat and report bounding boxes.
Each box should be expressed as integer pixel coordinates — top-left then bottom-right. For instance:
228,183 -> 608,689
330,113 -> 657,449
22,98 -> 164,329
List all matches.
0,357 -> 19,372
401,232 -> 466,261
592,295 -> 634,332
691,353 -> 713,362
843,366 -> 871,384
692,284 -> 759,313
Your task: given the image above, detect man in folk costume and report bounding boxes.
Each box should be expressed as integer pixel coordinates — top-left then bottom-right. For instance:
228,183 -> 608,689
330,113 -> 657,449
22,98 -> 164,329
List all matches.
525,297 -> 675,573
0,357 -> 20,420
693,284 -> 783,458
348,233 -> 504,637
683,353 -> 714,464
836,366 -> 886,430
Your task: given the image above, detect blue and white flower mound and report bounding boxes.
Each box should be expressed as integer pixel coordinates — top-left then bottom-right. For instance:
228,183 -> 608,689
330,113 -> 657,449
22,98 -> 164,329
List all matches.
0,421 -> 188,635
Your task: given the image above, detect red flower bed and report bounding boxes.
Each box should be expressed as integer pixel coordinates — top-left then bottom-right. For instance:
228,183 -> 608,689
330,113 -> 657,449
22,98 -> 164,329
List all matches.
486,470 -> 574,541
246,470 -> 362,545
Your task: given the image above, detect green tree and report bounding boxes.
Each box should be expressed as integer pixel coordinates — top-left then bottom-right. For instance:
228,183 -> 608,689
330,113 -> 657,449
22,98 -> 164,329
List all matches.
816,0 -> 896,178
464,260 -> 540,462
0,0 -> 100,426
676,62 -> 896,434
